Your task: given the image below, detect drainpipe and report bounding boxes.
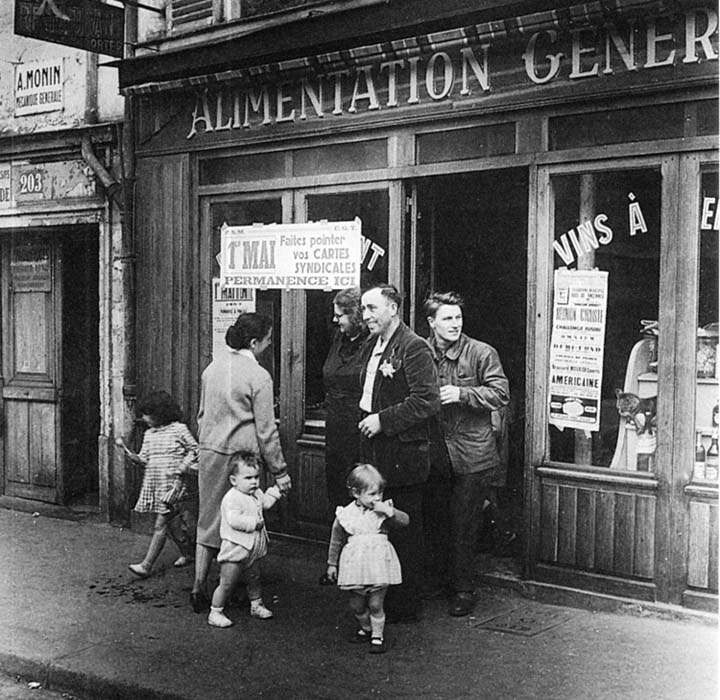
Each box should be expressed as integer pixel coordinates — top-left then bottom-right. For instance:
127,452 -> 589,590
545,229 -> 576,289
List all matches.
114,0 -> 139,525
81,135 -> 123,208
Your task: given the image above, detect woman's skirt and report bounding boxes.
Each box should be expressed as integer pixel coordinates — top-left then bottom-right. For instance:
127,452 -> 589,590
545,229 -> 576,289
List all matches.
196,449 -> 235,549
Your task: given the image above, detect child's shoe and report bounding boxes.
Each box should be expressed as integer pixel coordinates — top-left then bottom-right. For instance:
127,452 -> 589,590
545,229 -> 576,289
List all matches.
349,628 -> 371,644
369,637 -> 386,654
128,563 -> 151,578
208,607 -> 233,628
173,556 -> 193,568
250,599 -> 273,619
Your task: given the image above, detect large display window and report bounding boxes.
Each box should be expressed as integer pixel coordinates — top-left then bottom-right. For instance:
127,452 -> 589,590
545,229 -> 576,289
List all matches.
547,168 -> 661,471
693,168 -> 719,484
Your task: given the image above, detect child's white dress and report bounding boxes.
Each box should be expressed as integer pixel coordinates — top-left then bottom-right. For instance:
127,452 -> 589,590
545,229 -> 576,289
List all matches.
335,503 -> 402,589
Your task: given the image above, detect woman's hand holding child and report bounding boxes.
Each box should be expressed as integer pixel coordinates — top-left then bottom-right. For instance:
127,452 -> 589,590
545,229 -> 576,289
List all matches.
325,564 -> 338,583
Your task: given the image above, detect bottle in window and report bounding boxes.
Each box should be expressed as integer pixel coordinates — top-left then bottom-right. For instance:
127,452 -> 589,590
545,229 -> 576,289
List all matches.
712,402 -> 719,429
705,429 -> 719,482
694,431 -> 706,482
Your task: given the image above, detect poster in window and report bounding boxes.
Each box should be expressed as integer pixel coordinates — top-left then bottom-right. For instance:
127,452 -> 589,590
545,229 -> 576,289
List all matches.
549,269 -> 608,432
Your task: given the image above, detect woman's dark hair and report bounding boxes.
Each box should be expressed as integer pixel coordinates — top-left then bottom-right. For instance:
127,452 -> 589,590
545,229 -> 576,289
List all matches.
137,390 -> 183,426
225,312 -> 273,350
333,287 -> 365,336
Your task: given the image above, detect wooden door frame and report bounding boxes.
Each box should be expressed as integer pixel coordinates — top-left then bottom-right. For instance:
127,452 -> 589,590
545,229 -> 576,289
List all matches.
1,231 -> 63,503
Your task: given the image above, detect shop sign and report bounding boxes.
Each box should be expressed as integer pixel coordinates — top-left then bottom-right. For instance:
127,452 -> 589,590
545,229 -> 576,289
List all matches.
11,242 -> 51,292
211,279 -> 256,358
218,219 -> 362,290
14,59 -> 64,116
14,0 -> 124,58
549,269 -> 608,432
0,160 -> 97,210
186,8 -> 718,138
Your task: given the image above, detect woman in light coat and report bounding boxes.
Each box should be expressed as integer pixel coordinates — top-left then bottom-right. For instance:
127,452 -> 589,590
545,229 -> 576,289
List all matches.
190,312 -> 291,612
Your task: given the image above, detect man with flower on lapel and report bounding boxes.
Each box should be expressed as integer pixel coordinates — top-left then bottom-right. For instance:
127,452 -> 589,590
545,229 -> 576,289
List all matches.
358,283 -> 440,623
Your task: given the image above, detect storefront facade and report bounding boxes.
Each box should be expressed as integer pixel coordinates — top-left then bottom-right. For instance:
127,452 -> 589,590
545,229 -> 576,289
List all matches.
120,0 -> 718,609
0,7 -> 133,521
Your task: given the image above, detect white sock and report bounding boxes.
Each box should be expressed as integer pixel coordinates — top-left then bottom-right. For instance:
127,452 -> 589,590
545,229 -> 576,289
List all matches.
370,613 -> 385,639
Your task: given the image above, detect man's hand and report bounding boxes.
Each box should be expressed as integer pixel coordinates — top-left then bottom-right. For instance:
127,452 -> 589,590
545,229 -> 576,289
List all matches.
358,413 -> 382,438
439,384 -> 461,405
325,565 -> 338,583
275,473 -> 292,494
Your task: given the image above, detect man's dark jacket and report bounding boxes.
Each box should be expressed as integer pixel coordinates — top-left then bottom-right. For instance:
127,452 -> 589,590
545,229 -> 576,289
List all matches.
360,321 -> 441,487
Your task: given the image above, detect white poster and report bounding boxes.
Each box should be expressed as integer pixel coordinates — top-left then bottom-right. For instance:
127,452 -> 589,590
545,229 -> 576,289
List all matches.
212,280 -> 256,358
219,219 -> 362,290
15,59 -> 64,116
549,269 -> 609,432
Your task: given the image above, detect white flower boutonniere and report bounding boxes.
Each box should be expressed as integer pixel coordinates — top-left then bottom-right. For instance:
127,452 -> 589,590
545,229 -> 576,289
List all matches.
379,359 -> 396,378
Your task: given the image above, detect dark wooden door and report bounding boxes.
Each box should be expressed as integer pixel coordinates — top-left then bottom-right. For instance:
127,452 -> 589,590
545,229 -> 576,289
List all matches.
2,233 -> 62,503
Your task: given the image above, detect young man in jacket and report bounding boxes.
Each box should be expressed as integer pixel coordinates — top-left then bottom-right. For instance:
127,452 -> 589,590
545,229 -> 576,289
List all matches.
423,291 -> 510,617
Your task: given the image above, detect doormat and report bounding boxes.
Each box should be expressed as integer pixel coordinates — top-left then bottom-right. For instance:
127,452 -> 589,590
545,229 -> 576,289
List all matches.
473,604 -> 573,637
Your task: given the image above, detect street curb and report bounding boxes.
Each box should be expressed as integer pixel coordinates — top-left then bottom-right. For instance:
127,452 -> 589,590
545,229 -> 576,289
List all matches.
477,572 -> 719,626
0,651 -> 181,700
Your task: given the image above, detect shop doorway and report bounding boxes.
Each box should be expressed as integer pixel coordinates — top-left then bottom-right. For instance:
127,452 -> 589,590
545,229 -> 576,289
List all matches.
412,169 -> 528,547
1,226 -> 99,506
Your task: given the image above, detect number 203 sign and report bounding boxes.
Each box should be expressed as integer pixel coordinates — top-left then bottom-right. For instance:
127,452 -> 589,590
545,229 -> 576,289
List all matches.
0,160 -> 97,209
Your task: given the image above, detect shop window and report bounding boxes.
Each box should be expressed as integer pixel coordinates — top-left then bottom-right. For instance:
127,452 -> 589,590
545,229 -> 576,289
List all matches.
549,104 -> 693,150
208,199 -> 283,392
416,124 -> 516,164
548,168 -> 661,470
292,140 -> 387,177
692,169 -> 719,484
303,189 -> 389,416
199,152 -> 285,186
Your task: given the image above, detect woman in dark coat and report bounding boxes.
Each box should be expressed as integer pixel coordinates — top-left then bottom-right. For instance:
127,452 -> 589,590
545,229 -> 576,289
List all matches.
322,288 -> 369,512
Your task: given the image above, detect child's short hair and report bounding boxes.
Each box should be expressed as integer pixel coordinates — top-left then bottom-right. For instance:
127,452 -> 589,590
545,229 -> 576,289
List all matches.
346,463 -> 385,493
137,390 -> 183,426
229,450 -> 260,477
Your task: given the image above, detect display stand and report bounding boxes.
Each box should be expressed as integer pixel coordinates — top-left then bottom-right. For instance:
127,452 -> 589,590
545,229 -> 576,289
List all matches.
610,338 -> 656,471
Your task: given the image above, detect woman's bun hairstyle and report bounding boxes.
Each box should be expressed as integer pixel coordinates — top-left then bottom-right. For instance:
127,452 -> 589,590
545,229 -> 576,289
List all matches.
225,312 -> 273,350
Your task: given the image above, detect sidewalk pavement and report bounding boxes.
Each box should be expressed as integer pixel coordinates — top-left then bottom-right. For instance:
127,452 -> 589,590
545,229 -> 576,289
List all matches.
0,505 -> 717,700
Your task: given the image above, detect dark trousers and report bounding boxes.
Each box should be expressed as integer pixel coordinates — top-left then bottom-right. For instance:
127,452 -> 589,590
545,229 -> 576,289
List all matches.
383,483 -> 425,618
423,471 -> 493,594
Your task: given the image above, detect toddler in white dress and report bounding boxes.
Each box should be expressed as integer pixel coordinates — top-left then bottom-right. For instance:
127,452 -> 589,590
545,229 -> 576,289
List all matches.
326,464 -> 409,654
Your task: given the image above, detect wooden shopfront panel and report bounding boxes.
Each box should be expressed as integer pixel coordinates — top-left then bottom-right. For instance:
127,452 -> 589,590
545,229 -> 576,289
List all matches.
134,155 -> 200,430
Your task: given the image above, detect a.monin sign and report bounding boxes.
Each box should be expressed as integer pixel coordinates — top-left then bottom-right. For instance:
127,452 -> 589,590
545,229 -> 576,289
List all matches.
187,9 -> 718,139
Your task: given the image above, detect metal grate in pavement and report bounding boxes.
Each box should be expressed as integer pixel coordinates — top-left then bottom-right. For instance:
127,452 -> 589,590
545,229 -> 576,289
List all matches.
472,604 -> 573,636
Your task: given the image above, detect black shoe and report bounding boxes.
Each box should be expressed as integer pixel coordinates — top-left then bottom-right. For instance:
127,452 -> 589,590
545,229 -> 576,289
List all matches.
349,628 -> 371,644
190,591 -> 209,614
449,592 -> 476,617
369,637 -> 386,654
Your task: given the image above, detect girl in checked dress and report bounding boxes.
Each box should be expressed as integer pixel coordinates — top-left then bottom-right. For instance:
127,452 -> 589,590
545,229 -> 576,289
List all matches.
325,464 -> 409,654
117,391 -> 198,578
